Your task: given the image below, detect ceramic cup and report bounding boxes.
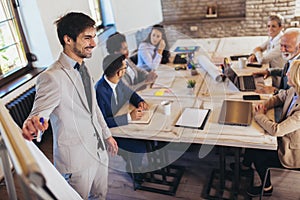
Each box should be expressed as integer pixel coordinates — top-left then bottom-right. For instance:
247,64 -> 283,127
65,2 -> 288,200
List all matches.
161,101 -> 171,115
238,57 -> 247,69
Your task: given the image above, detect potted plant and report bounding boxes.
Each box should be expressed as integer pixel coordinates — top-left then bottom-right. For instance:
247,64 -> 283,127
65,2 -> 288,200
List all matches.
187,79 -> 196,88
190,63 -> 198,76
187,79 -> 196,95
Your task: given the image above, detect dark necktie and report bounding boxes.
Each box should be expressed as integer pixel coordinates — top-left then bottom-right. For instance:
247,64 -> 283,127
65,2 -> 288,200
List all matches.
75,63 -> 104,150
78,63 -> 92,112
279,62 -> 290,90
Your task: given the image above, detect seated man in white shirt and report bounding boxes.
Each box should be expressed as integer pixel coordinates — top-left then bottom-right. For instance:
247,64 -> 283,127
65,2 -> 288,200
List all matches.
248,14 -> 285,87
106,32 -> 157,91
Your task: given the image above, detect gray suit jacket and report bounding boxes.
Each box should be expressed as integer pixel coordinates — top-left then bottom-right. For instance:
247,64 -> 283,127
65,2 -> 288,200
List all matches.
254,87 -> 300,168
122,58 -> 148,91
29,53 -> 111,173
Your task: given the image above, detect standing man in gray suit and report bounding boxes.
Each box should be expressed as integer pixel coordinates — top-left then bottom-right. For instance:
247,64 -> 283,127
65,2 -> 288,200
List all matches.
22,12 -> 118,200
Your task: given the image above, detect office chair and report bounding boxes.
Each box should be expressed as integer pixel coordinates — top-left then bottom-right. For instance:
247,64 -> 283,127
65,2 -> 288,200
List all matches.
260,167 -> 300,200
129,53 -> 138,65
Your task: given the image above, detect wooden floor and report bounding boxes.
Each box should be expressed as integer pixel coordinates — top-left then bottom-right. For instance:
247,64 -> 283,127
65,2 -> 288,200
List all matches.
1,132 -> 300,200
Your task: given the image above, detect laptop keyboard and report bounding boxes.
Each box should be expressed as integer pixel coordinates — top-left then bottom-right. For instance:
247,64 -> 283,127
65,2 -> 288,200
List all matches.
243,76 -> 256,90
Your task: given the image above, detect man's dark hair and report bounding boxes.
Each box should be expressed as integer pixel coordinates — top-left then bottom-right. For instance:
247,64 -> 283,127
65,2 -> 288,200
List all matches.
106,32 -> 126,54
55,12 -> 95,47
103,53 -> 126,77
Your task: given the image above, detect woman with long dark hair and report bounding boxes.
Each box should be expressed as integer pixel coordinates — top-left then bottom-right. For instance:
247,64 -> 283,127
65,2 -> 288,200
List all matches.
137,24 -> 170,71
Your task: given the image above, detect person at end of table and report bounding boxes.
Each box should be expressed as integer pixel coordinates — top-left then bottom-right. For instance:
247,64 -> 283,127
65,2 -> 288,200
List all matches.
246,59 -> 300,197
95,53 -> 149,182
106,32 -> 157,91
248,14 -> 285,88
231,27 -> 300,177
137,24 -> 170,71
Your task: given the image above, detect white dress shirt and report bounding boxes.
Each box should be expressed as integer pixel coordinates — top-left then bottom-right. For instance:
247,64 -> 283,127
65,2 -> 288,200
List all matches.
104,75 -> 118,105
255,31 -> 285,69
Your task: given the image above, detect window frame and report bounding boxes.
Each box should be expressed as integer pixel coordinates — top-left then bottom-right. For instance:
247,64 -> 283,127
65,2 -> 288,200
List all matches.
0,0 -> 33,88
0,0 -> 116,97
295,0 -> 300,16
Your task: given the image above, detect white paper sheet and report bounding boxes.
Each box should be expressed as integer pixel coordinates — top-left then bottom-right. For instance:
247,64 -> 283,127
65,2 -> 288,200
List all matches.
151,71 -> 175,89
129,104 -> 158,124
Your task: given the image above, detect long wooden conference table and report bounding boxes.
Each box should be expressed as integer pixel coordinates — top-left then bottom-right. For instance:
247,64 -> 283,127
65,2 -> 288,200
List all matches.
110,37 -> 277,199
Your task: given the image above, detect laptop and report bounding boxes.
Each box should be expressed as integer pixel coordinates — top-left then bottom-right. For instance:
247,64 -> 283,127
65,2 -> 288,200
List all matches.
218,100 -> 252,126
230,55 -> 249,61
225,67 -> 257,91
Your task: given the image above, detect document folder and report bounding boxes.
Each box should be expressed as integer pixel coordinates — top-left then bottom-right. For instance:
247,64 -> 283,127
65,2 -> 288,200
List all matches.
175,107 -> 211,129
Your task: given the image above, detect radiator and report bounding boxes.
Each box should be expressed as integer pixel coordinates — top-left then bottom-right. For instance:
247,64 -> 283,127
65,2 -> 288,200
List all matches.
5,86 -> 36,128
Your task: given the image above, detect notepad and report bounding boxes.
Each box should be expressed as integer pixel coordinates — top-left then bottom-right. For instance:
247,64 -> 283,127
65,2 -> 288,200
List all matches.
175,107 -> 211,129
129,104 -> 158,124
151,71 -> 175,89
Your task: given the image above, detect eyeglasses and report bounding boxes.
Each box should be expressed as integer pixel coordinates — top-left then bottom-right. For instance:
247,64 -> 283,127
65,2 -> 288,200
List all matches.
117,66 -> 128,72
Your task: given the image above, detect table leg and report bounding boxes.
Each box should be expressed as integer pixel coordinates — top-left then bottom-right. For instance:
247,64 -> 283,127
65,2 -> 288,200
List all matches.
219,146 -> 225,198
233,148 -> 240,198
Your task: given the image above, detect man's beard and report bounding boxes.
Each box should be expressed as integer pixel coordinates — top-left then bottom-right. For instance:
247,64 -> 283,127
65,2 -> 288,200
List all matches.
282,52 -> 295,61
73,46 -> 93,58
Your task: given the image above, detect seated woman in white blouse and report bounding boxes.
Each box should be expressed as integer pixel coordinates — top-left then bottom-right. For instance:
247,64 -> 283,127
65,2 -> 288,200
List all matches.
137,24 -> 170,71
248,14 -> 285,87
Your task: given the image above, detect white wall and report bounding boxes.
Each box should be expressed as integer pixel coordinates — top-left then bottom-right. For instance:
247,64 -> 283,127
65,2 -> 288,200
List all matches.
4,0 -> 163,103
111,0 -> 163,33
18,0 -> 53,68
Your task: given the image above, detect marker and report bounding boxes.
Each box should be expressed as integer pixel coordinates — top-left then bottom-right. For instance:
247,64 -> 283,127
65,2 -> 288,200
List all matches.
36,117 -> 44,142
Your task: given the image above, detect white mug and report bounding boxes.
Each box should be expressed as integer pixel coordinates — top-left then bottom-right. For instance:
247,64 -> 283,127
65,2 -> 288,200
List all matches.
161,101 -> 171,115
238,57 -> 247,69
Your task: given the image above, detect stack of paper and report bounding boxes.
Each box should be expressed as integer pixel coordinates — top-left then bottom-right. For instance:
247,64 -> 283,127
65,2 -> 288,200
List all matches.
151,71 -> 175,89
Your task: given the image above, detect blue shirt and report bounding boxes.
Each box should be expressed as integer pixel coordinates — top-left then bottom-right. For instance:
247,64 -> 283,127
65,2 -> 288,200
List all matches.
287,94 -> 299,116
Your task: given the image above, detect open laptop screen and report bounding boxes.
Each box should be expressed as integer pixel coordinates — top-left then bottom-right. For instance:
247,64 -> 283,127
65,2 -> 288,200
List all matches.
218,100 -> 252,126
224,66 -> 256,91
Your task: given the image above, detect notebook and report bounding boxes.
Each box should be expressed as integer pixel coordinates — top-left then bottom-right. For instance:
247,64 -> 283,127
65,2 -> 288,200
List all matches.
225,67 -> 257,91
218,100 -> 252,126
173,53 -> 187,64
175,107 -> 211,129
230,55 -> 249,61
129,104 -> 158,124
174,46 -> 200,53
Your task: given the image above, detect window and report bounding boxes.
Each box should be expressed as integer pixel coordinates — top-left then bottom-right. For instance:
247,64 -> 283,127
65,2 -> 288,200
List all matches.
296,0 -> 300,16
89,0 -> 115,33
88,0 -> 102,28
0,0 -> 29,79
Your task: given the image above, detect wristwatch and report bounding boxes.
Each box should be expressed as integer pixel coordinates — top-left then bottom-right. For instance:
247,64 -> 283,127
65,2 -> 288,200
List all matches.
273,89 -> 279,95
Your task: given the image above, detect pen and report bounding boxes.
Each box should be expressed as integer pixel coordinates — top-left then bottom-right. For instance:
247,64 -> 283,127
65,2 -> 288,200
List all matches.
36,117 -> 44,142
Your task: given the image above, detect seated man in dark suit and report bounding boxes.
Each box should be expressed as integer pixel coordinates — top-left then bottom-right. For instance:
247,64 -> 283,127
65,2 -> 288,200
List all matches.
95,53 -> 149,180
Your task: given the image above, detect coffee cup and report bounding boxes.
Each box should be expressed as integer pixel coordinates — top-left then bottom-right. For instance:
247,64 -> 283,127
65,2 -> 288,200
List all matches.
238,57 -> 247,69
161,101 -> 171,115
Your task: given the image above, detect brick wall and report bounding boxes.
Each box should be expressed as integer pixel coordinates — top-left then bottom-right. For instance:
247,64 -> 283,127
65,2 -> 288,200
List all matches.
161,0 -> 297,41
